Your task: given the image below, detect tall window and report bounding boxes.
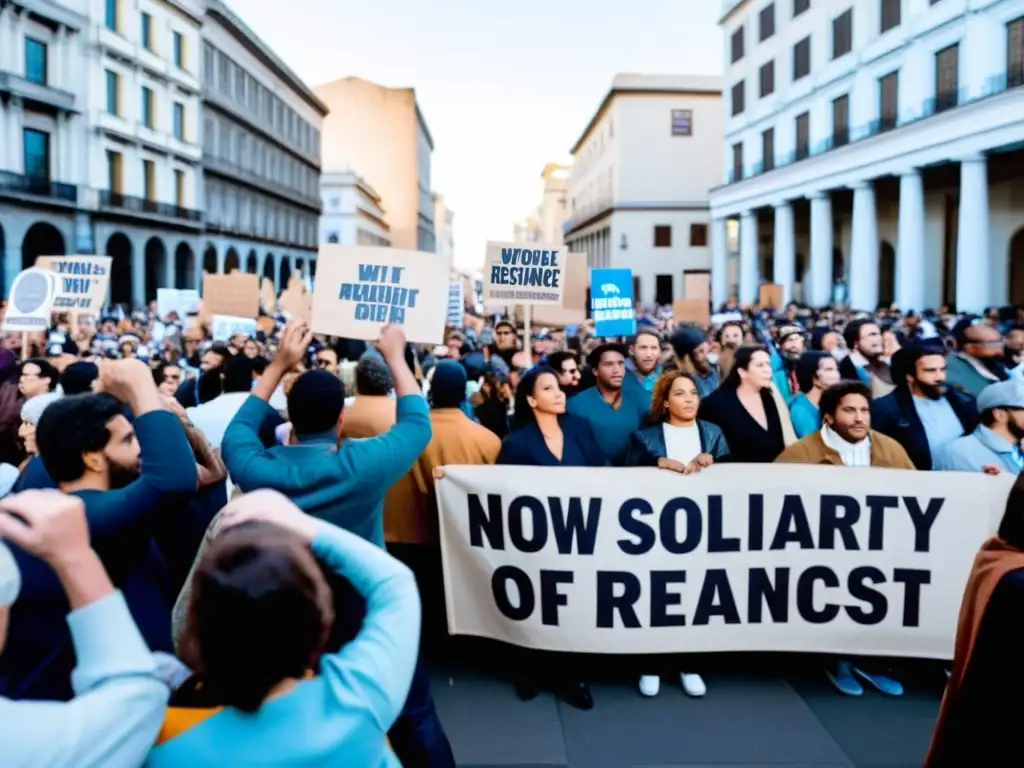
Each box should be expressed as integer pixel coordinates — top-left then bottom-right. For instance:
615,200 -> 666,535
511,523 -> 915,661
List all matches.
174,169 -> 185,207
1008,17 -> 1024,88
105,70 -> 119,115
759,60 -> 775,97
173,103 -> 185,140
141,12 -> 152,50
793,37 -> 811,80
105,0 -> 118,31
879,71 -> 899,131
690,224 -> 708,247
832,94 -> 850,148
762,127 -> 775,172
22,129 -> 50,180
881,0 -> 901,33
833,9 -> 853,59
24,38 -> 47,85
732,142 -> 743,182
794,0 -> 810,17
653,225 -> 672,247
141,87 -> 154,128
731,80 -> 746,116
142,160 -> 155,200
173,32 -> 185,68
671,109 -> 693,136
106,150 -> 122,194
795,112 -> 810,160
935,43 -> 960,113
759,3 -> 775,41
731,26 -> 744,63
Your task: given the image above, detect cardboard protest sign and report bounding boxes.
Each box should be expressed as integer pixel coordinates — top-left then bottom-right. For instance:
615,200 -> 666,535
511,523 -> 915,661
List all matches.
759,283 -> 784,309
590,268 -> 636,337
260,277 -> 277,314
36,256 -> 111,315
673,298 -> 710,328
212,315 -> 258,340
483,240 -> 565,306
311,245 -> 447,344
202,272 -> 259,318
157,288 -> 199,319
3,268 -> 58,332
279,276 -> 312,324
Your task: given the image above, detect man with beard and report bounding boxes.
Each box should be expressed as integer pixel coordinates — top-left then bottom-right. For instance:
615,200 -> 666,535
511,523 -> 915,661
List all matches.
945,320 -> 1010,398
625,329 -> 663,393
871,345 -> 978,470
772,325 -> 805,401
0,359 -> 198,701
934,380 -> 1024,473
547,350 -> 582,397
838,319 -> 895,398
667,324 -> 720,397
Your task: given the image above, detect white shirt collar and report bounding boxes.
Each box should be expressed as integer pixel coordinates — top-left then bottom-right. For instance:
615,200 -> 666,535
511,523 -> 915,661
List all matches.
820,425 -> 871,467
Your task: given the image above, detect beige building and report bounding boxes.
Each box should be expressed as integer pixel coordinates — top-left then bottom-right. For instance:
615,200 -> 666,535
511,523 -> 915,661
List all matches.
434,192 -> 454,268
564,74 -> 723,306
314,76 -> 435,252
514,163 -> 570,245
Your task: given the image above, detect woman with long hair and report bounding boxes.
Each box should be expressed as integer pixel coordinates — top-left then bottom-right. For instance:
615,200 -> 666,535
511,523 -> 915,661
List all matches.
624,370 -> 729,698
698,345 -> 796,463
789,351 -> 841,438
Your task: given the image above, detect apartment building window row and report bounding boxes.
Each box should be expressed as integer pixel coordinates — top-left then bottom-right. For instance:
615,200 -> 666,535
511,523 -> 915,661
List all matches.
833,9 -> 853,60
654,225 -> 672,247
759,60 -> 775,98
731,80 -> 745,116
141,12 -> 153,51
732,142 -> 743,182
105,0 -> 118,32
795,111 -> 810,160
23,129 -> 49,181
935,43 -> 959,113
793,36 -> 811,81
105,69 -> 120,115
141,86 -> 155,129
759,3 -> 775,42
731,26 -> 744,63
879,70 -> 899,131
204,42 -> 320,159
173,102 -> 186,141
206,181 -> 319,246
881,0 -> 901,33
762,127 -> 774,172
832,94 -> 850,148
690,224 -> 709,247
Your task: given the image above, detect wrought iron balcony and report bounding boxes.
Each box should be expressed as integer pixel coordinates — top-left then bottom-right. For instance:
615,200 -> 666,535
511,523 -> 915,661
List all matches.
98,190 -> 202,222
0,171 -> 77,203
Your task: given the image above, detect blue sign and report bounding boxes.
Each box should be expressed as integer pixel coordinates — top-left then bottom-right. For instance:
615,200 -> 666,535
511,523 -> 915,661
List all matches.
589,268 -> 636,337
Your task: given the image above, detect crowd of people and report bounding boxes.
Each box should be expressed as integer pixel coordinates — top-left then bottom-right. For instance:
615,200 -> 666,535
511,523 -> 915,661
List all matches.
0,296 -> 1022,765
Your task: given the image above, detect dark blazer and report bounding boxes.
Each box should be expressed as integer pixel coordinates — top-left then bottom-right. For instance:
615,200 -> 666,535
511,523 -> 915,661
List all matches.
496,413 -> 607,467
870,386 -> 978,470
624,421 -> 731,467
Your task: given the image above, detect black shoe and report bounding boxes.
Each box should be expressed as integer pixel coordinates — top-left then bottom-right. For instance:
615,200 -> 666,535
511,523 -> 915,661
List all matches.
514,679 -> 540,701
557,681 -> 593,710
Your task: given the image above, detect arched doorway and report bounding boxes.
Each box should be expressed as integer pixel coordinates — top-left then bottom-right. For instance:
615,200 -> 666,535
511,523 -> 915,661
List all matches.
175,243 -> 195,289
879,241 -> 896,309
202,244 -> 217,274
106,232 -> 133,307
263,254 -> 275,281
224,248 -> 240,273
21,222 -> 65,269
245,249 -> 258,273
1010,228 -> 1024,306
278,257 -> 291,287
144,237 -> 166,302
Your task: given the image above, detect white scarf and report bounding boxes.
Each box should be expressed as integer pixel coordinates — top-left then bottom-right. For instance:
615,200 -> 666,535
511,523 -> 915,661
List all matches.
821,425 -> 871,467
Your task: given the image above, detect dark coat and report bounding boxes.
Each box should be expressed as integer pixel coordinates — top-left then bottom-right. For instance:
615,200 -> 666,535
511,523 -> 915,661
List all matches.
870,386 -> 978,470
624,421 -> 731,466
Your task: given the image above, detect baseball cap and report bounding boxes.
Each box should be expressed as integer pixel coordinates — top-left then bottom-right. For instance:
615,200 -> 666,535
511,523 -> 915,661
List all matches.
976,380 -> 1024,413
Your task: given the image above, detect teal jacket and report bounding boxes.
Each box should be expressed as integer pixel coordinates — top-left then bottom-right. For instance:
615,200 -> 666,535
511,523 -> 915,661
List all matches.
789,392 -> 821,438
222,394 -> 432,547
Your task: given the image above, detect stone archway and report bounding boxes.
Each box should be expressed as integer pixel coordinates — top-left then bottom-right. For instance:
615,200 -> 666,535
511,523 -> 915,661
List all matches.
246,249 -> 258,273
144,237 -> 166,302
202,244 -> 217,274
278,257 -> 291,287
1010,227 -> 1024,306
106,232 -> 133,307
175,242 -> 195,289
879,240 -> 896,309
263,254 -> 275,281
21,222 -> 65,269
224,247 -> 240,273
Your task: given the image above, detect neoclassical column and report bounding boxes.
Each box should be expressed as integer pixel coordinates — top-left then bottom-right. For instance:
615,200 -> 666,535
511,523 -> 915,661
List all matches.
8,97 -> 22,170
738,211 -> 759,306
956,154 -> 991,313
848,182 -> 879,311
773,202 -> 796,306
896,168 -> 926,312
808,192 -> 833,308
216,245 -> 226,274
163,244 -> 174,288
710,216 -> 728,308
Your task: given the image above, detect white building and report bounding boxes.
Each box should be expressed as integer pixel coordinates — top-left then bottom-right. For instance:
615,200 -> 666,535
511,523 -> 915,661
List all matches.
434,192 -> 454,268
564,74 -> 724,306
514,162 -> 570,246
201,0 -> 326,291
320,170 -> 391,247
0,0 -> 204,307
709,0 -> 1024,313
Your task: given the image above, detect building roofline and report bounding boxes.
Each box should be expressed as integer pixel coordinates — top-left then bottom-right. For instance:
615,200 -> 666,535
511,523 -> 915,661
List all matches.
569,80 -> 722,155
720,0 -> 750,25
206,0 -> 329,116
416,102 -> 434,150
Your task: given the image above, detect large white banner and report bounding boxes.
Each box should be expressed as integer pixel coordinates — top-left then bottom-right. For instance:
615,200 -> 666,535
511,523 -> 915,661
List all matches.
437,465 -> 1014,659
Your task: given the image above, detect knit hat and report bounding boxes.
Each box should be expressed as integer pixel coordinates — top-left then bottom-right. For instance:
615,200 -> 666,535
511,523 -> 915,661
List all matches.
287,370 -> 345,437
431,360 -> 468,408
669,324 -> 707,358
0,540 -> 20,608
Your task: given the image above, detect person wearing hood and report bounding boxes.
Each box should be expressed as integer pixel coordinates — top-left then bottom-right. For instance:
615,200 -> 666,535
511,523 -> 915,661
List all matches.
667,325 -> 720,397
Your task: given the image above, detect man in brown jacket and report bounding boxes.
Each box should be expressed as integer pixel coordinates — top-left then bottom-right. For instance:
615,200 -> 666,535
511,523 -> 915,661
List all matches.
775,379 -> 914,469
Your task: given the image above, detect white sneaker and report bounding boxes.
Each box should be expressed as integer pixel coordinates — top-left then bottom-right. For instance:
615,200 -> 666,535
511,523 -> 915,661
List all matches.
681,672 -> 706,697
638,675 -> 660,697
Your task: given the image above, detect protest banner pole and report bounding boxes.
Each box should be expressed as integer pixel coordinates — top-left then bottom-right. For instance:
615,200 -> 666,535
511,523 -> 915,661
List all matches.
522,303 -> 533,366
20,333 -> 27,361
